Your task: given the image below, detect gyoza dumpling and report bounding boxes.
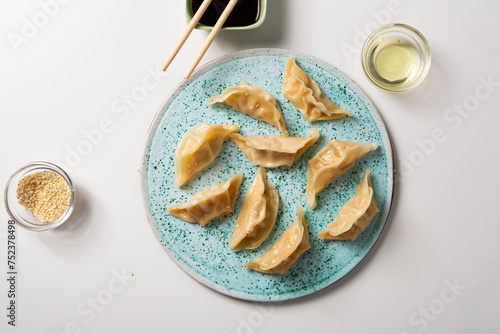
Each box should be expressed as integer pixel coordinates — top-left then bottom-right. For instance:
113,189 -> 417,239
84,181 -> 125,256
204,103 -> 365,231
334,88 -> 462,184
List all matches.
167,173 -> 243,226
319,170 -> 379,240
230,168 -> 279,252
244,206 -> 310,274
307,139 -> 378,209
230,128 -> 320,168
206,82 -> 289,136
175,124 -> 237,187
282,56 -> 352,122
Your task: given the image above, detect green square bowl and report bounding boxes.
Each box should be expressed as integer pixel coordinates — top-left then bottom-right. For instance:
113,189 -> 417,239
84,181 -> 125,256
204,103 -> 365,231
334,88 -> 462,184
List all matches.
185,0 -> 267,30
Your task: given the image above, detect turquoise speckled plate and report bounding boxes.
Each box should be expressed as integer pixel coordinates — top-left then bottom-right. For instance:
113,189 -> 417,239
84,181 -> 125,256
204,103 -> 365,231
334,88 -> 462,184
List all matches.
141,48 -> 394,302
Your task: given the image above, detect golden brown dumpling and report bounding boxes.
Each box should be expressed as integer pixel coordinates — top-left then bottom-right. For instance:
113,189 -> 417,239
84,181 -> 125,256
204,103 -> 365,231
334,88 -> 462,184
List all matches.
318,170 -> 379,240
307,139 -> 378,209
282,56 -> 352,122
230,167 -> 279,252
175,124 -> 237,187
167,173 -> 243,226
206,82 -> 289,135
230,128 -> 320,168
244,206 -> 310,274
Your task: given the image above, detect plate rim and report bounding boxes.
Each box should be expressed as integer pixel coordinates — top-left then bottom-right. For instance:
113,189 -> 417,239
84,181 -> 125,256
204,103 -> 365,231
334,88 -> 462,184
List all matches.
140,48 -> 396,302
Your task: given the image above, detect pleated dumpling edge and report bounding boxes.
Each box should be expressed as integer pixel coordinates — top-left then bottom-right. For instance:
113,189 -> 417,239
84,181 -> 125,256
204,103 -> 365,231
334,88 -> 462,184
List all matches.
206,82 -> 289,136
230,167 -> 279,252
244,206 -> 310,274
167,173 -> 243,226
318,170 -> 379,240
175,123 -> 237,187
230,128 -> 320,168
282,56 -> 352,122
306,139 -> 378,209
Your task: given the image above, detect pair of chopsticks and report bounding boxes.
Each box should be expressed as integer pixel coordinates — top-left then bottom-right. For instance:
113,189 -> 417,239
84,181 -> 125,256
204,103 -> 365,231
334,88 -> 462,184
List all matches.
162,0 -> 238,79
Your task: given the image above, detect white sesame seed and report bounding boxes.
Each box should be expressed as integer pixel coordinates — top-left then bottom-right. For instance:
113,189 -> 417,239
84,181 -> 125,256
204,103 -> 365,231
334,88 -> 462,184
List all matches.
16,171 -> 71,223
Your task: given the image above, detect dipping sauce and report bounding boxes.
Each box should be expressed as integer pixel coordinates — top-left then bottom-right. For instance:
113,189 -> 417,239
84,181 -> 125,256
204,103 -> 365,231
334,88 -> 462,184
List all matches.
192,0 -> 261,27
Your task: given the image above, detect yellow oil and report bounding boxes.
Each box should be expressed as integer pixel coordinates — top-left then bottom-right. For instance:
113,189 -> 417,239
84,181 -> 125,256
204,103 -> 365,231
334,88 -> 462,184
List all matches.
368,37 -> 420,87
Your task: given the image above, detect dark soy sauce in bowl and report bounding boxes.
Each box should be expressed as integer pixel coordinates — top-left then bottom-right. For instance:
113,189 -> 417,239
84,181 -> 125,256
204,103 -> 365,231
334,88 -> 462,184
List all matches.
191,0 -> 261,27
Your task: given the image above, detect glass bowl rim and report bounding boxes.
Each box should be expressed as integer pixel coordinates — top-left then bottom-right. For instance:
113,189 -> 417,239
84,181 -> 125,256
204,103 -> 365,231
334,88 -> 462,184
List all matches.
361,23 -> 432,92
4,161 -> 76,232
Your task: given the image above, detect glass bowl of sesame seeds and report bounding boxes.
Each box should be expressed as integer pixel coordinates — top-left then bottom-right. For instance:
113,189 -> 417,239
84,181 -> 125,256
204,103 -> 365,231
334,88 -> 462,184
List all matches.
4,161 -> 76,231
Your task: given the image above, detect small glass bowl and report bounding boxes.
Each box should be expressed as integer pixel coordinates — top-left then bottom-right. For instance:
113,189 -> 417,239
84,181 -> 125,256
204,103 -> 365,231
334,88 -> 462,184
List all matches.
4,161 -> 76,231
361,23 -> 431,92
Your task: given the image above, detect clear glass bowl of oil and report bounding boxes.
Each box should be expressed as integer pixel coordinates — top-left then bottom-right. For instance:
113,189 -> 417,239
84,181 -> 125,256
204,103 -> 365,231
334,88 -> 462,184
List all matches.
362,23 -> 431,92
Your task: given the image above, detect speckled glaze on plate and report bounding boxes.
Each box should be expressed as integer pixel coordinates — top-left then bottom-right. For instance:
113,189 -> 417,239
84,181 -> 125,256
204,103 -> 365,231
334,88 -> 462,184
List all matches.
141,48 -> 394,302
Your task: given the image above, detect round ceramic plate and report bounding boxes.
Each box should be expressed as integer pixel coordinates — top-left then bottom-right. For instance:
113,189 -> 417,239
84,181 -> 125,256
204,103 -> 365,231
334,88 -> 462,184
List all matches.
141,48 -> 394,302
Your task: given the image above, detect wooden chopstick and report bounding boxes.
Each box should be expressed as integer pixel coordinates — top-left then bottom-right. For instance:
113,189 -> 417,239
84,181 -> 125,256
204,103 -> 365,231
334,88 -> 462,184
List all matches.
184,0 -> 239,79
162,0 -> 214,72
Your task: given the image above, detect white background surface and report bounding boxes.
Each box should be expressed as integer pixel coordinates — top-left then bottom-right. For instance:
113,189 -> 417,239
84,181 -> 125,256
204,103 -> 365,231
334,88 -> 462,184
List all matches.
1,0 -> 499,333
